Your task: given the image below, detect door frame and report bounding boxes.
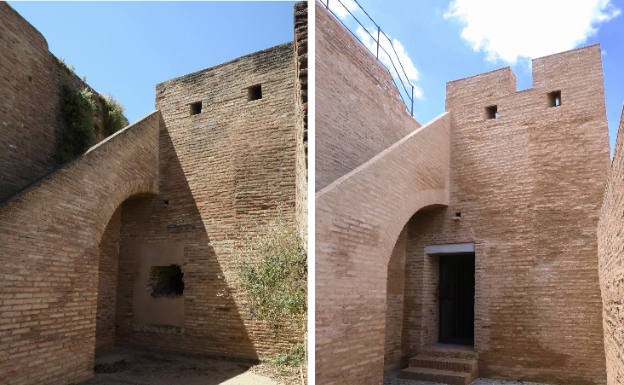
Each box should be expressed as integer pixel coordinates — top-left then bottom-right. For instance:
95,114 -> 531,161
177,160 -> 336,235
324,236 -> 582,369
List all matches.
423,243 -> 476,347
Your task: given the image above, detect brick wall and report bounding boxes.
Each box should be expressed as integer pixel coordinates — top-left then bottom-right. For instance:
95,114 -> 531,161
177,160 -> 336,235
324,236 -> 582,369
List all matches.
598,105 -> 624,385
315,1 -> 421,192
107,42 -> 301,361
0,112 -> 160,385
0,2 -> 124,202
294,1 -> 308,245
384,227 -> 408,370
317,3 -> 609,383
315,110 -> 450,384
95,206 -> 122,353
384,45 -> 609,384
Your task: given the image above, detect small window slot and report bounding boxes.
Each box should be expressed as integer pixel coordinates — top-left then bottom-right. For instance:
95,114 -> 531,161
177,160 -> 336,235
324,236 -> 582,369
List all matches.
485,105 -> 498,119
248,84 -> 262,101
148,265 -> 184,298
548,90 -> 561,107
190,101 -> 202,115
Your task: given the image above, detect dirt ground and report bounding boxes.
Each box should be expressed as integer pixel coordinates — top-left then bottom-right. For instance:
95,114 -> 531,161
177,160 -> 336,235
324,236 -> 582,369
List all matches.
79,347 -> 302,385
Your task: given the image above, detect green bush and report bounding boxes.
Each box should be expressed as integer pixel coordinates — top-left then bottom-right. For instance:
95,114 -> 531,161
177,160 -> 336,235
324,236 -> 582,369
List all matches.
269,343 -> 306,367
237,217 -> 307,330
101,94 -> 127,136
57,86 -> 95,163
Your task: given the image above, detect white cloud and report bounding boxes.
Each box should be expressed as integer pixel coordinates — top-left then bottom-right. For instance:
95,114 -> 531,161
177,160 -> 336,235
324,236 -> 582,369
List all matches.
327,0 -> 358,20
355,26 -> 424,99
445,0 -> 620,63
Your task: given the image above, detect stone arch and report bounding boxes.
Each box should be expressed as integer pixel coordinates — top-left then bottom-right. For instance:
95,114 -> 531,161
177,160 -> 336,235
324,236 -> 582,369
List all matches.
95,191 -> 158,354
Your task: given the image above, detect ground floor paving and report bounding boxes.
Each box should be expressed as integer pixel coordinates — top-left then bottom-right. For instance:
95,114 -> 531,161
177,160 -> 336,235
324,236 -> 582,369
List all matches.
384,370 -> 554,385
80,347 -> 283,385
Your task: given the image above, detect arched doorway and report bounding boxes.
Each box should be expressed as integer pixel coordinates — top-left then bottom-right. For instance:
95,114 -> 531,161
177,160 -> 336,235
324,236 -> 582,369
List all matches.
384,205 -> 478,383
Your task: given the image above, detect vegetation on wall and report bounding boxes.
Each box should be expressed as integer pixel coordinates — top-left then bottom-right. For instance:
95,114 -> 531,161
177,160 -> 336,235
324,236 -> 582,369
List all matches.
237,217 -> 307,328
54,54 -> 128,163
236,213 -> 307,376
100,94 -> 128,136
269,342 -> 306,367
57,57 -> 75,73
56,86 -> 96,163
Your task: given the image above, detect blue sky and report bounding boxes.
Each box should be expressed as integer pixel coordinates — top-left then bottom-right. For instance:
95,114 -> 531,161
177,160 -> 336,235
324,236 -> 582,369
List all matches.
9,1 -> 296,124
325,0 -> 624,155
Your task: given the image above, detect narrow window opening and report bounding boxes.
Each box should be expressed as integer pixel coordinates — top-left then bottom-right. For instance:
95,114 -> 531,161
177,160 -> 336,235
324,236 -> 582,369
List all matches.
548,90 -> 561,107
455,212 -> 461,217
485,105 -> 498,119
148,265 -> 184,297
190,101 -> 202,115
248,84 -> 262,101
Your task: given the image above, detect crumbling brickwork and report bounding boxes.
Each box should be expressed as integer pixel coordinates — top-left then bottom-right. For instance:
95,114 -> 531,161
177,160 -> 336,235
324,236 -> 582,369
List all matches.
0,113 -> 160,385
101,42 -> 301,361
294,1 -> 308,244
0,2 -> 122,202
599,106 -> 624,385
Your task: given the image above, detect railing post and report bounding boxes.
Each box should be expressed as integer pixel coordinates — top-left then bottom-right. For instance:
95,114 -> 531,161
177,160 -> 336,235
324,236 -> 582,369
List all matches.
411,85 -> 414,117
376,27 -> 380,59
326,0 -> 329,8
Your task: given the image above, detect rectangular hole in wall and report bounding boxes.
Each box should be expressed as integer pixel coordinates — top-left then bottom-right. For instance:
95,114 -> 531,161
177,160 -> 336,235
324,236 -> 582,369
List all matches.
190,101 -> 202,115
148,265 -> 184,297
485,105 -> 498,119
548,90 -> 561,107
248,84 -> 262,101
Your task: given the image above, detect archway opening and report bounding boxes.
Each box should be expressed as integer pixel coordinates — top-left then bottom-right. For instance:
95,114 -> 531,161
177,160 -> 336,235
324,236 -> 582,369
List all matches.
95,193 -> 159,354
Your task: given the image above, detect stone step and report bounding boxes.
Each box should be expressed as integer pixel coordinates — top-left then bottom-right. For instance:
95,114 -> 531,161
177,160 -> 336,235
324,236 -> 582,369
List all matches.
409,355 -> 476,373
419,344 -> 477,360
398,367 -> 473,385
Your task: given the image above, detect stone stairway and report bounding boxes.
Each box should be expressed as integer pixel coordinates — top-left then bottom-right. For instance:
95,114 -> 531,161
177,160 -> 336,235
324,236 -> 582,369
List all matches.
398,344 -> 478,385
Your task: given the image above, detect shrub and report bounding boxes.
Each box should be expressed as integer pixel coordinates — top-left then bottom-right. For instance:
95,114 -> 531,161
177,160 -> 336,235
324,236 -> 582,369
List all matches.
237,216 -> 307,330
236,215 -> 307,378
101,94 -> 127,136
57,86 -> 95,163
269,343 -> 306,367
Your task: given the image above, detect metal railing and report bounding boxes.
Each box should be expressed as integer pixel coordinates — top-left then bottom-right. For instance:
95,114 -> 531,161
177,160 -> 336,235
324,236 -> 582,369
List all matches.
320,0 -> 416,117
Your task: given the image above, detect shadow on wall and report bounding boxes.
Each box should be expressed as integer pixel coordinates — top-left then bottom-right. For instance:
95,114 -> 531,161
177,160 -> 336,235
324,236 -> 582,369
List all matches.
384,204 -> 449,371
95,123 -> 258,365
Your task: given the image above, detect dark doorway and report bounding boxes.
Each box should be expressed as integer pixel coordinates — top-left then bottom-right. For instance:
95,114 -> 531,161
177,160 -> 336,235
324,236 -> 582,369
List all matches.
439,253 -> 474,345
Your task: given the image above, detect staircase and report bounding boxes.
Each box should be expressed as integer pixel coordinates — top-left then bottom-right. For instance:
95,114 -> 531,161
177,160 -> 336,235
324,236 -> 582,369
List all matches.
398,344 -> 478,385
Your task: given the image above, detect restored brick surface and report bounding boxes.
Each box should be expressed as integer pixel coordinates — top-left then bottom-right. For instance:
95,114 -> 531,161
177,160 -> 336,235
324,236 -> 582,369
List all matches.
437,45 -> 607,385
317,3 -> 609,384
315,1 -> 421,192
0,112 -> 160,385
316,109 -> 450,384
0,2 -> 122,202
598,105 -> 624,385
